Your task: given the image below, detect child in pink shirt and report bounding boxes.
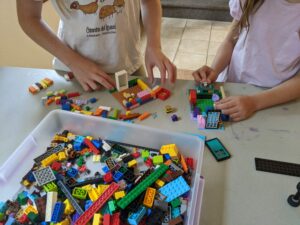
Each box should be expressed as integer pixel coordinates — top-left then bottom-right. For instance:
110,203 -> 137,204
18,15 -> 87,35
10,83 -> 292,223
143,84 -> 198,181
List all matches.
193,0 -> 300,121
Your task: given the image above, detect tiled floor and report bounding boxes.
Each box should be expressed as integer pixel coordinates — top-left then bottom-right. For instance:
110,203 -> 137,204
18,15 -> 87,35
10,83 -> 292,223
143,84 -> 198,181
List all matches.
142,17 -> 231,80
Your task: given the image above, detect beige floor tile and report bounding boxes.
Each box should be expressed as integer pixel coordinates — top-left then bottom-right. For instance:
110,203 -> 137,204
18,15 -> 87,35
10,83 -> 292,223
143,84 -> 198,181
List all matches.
161,27 -> 184,39
206,55 -> 216,66
174,52 -> 206,70
212,21 -> 232,31
161,38 -> 181,52
178,39 -> 209,55
177,69 -> 194,80
208,41 -> 222,55
162,17 -> 187,28
182,28 -> 211,41
163,50 -> 177,62
186,19 -> 212,30
210,30 -> 227,42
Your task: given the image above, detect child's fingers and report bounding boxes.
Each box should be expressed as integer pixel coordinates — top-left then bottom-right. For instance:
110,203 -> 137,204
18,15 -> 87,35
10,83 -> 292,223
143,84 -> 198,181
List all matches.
146,64 -> 154,85
165,60 -> 176,84
98,72 -> 116,88
199,70 -> 208,82
93,75 -> 114,90
230,112 -> 242,121
192,71 -> 202,83
158,64 -> 167,85
86,80 -> 99,91
220,106 -> 239,116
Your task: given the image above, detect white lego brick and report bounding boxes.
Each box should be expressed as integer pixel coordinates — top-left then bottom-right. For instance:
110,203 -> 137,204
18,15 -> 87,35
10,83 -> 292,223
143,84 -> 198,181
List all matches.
45,191 -> 57,222
115,70 -> 129,91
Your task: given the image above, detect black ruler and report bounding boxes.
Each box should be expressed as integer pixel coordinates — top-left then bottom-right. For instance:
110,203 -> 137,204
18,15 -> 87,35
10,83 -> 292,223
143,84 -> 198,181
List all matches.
255,158 -> 300,177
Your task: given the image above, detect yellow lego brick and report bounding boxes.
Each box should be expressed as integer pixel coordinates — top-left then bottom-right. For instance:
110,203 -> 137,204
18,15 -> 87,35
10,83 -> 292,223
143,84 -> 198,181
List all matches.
160,144 -> 179,159
114,191 -> 125,200
128,159 -> 137,168
21,179 -> 31,187
40,80 -> 48,89
58,151 -> 67,161
81,184 -> 93,191
93,213 -> 101,225
64,199 -> 75,215
41,154 -> 58,167
137,79 -> 150,90
97,185 -> 109,195
56,217 -> 71,225
81,110 -> 93,115
143,187 -> 156,208
88,188 -> 100,202
24,205 -> 38,215
86,136 -> 93,140
92,155 -> 101,162
53,135 -> 69,142
155,179 -> 165,188
15,208 -> 24,219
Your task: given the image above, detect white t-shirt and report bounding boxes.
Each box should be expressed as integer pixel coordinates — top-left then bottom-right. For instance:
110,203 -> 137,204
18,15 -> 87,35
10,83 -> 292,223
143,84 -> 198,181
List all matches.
48,0 -> 143,74
219,0 -> 300,88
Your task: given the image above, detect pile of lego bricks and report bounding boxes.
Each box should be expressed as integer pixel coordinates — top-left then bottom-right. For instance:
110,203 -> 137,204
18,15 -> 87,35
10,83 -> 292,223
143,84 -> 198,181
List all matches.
188,83 -> 229,129
28,78 -> 54,95
40,89 -> 152,122
111,78 -> 171,110
0,130 -> 195,225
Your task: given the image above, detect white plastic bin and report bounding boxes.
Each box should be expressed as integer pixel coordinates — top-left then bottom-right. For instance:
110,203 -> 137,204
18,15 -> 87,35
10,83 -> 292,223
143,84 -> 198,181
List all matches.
0,110 -> 204,225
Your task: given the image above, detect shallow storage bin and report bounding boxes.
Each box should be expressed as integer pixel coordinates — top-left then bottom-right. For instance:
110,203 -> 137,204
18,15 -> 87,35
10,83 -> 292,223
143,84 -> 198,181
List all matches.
0,110 -> 205,225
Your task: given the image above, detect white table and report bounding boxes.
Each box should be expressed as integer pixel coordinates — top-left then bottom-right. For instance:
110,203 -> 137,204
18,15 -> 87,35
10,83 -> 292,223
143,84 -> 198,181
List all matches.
1,67 -> 300,225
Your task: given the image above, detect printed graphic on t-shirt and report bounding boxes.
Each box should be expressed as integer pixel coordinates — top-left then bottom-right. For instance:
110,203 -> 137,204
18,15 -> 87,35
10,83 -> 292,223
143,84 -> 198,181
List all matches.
55,0 -> 125,37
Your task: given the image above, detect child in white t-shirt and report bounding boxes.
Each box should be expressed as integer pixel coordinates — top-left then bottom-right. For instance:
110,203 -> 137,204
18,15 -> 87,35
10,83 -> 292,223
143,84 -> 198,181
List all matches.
193,0 -> 300,121
17,0 -> 176,91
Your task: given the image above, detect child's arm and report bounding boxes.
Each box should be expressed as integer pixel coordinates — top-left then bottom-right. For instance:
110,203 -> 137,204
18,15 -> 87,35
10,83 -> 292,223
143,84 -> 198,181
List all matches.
16,0 -> 115,91
215,72 -> 300,121
193,20 -> 239,83
141,0 -> 176,84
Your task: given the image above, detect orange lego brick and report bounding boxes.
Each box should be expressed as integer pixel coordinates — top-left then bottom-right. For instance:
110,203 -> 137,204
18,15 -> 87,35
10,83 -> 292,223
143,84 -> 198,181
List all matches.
138,112 -> 151,121
29,86 -> 38,94
93,108 -> 103,116
143,187 -> 156,208
180,154 -> 188,173
46,97 -> 55,106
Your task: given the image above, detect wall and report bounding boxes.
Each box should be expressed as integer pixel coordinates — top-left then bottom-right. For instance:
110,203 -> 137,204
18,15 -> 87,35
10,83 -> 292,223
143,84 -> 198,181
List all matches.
0,1 -> 59,69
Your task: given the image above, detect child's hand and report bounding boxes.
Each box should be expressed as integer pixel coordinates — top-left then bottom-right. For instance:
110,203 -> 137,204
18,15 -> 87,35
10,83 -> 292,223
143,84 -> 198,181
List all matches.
193,65 -> 218,84
215,96 -> 257,121
69,56 -> 115,91
145,47 -> 177,85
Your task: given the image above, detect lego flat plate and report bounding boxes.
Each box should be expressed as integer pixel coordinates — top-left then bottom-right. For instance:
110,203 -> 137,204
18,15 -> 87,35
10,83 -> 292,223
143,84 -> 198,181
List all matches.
255,158 -> 300,177
0,110 -> 204,225
112,85 -> 144,109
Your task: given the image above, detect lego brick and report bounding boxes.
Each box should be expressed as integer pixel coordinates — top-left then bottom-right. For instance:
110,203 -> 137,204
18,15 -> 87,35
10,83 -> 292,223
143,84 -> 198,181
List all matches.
34,144 -> 65,164
159,176 -> 190,202
128,206 -> 146,225
57,180 -> 84,215
45,192 -> 57,222
84,138 -> 100,155
117,164 -> 168,209
152,155 -> 164,165
72,188 -> 88,200
255,158 -> 300,177
74,182 -> 119,225
92,213 -> 101,225
33,166 -> 56,186
143,187 -> 156,208
205,110 -> 221,129
115,70 -> 129,91
51,202 -> 65,223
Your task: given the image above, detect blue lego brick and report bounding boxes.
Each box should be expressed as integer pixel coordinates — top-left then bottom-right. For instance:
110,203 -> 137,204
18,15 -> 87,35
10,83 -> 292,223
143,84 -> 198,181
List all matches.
61,103 -> 71,111
92,140 -> 102,149
4,216 -> 15,225
89,97 -> 98,103
128,206 -> 146,225
171,207 -> 181,219
72,212 -> 81,223
51,202 -> 65,223
102,166 -> 110,173
101,110 -> 108,118
113,171 -> 123,182
67,168 -> 78,178
159,176 -> 190,202
0,201 -> 7,213
26,171 -> 36,183
163,154 -> 171,161
85,200 -> 93,210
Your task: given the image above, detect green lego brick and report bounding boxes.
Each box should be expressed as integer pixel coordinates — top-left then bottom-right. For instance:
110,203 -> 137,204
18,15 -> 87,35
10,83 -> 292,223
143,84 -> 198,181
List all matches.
117,164 -> 168,209
109,88 -> 117,93
17,192 -> 28,205
43,182 -> 58,192
170,198 -> 181,208
128,78 -> 138,87
108,200 -> 116,213
28,212 -> 39,223
196,99 -> 214,113
72,187 -> 88,200
0,212 -> 4,221
141,150 -> 150,160
153,155 -> 163,165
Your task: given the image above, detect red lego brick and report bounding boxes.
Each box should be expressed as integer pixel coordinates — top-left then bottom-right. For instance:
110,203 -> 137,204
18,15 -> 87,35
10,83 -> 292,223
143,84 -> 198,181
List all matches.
67,92 -> 81,98
84,138 -> 100,155
111,212 -> 120,225
74,182 -> 119,225
103,214 -> 111,225
157,88 -> 171,101
51,161 -> 62,171
189,89 -> 197,105
103,171 -> 113,183
132,152 -> 141,159
186,157 -> 194,170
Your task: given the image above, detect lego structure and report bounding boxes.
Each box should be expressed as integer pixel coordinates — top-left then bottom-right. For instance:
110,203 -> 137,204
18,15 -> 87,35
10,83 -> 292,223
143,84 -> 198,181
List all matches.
188,83 -> 229,129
